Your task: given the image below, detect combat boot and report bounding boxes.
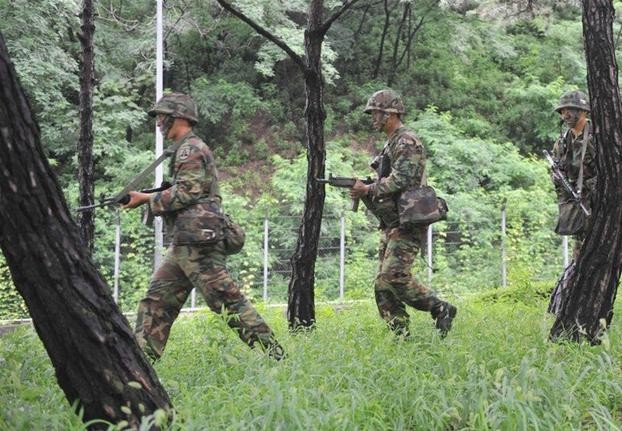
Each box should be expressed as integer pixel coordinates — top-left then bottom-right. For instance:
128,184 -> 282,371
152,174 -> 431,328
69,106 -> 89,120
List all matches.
432,301 -> 457,338
268,342 -> 286,361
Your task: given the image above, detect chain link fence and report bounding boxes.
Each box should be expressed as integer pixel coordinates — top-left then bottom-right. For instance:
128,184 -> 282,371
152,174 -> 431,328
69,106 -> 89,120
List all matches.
0,205 -> 568,320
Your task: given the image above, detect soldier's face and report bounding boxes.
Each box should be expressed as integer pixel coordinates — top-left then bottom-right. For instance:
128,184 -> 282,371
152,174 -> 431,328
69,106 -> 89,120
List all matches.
371,110 -> 387,131
559,108 -> 584,129
156,114 -> 175,139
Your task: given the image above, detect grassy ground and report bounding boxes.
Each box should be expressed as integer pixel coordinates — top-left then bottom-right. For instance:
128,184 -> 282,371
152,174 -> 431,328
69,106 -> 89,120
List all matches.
0,291 -> 621,430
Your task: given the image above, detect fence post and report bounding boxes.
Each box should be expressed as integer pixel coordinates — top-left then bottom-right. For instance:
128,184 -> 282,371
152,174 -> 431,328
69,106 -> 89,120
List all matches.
427,225 -> 433,286
562,236 -> 569,268
263,216 -> 269,301
113,209 -> 121,303
339,215 -> 345,301
501,200 -> 507,288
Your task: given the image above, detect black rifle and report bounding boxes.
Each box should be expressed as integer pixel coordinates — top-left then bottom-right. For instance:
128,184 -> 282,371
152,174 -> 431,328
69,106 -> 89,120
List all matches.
316,173 -> 373,211
543,150 -> 590,216
76,182 -> 172,212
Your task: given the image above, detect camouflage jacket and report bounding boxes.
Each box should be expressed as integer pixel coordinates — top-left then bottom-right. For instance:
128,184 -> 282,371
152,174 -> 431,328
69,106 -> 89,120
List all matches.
149,131 -> 223,244
365,126 -> 426,229
369,126 -> 426,197
551,122 -> 597,203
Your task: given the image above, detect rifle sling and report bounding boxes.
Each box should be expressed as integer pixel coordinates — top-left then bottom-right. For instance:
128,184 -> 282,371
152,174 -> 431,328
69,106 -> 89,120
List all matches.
111,142 -> 181,203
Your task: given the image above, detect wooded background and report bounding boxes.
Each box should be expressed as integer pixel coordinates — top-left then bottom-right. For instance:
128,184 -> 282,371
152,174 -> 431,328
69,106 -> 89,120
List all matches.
0,0 -> 618,317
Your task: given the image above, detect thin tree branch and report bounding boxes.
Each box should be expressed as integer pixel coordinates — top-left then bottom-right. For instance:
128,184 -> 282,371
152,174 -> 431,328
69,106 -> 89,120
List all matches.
214,0 -> 305,71
321,0 -> 363,35
373,0 -> 392,79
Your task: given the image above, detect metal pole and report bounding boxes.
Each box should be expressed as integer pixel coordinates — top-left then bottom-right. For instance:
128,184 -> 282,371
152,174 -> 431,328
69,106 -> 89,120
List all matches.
191,288 -> 196,309
154,0 -> 164,269
501,202 -> 507,288
113,209 -> 121,303
427,225 -> 433,286
562,236 -> 569,268
263,217 -> 269,301
339,215 -> 345,301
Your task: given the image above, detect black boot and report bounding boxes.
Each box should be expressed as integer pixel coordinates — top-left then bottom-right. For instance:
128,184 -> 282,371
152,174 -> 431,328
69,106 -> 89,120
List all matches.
432,302 -> 457,338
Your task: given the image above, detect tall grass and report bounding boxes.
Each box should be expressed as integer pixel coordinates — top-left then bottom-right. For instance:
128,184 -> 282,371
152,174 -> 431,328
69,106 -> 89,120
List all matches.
0,292 -> 620,430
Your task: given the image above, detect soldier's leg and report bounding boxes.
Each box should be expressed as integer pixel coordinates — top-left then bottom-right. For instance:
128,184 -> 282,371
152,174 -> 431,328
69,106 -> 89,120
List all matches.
134,248 -> 192,361
186,244 -> 284,359
383,227 -> 457,336
375,229 -> 411,336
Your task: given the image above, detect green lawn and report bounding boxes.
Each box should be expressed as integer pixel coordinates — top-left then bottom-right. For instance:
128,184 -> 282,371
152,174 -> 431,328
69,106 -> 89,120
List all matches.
0,292 -> 621,430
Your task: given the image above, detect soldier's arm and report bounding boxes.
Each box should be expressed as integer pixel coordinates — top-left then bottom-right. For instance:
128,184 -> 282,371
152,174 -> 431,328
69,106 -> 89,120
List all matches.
150,142 -> 210,214
370,137 -> 424,197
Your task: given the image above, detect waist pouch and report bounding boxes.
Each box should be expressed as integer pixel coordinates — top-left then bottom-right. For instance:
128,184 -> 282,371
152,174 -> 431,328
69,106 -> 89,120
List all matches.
555,198 -> 589,236
172,201 -> 224,245
363,195 -> 400,229
398,185 -> 448,227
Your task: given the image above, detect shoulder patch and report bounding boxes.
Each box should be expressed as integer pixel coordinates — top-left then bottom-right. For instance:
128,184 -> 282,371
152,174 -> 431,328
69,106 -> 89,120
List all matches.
178,146 -> 192,161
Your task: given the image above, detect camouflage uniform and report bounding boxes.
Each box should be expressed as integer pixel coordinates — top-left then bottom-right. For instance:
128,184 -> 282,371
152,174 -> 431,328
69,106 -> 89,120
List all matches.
551,123 -> 596,257
134,93 -> 283,360
548,91 -> 596,315
364,90 -> 457,337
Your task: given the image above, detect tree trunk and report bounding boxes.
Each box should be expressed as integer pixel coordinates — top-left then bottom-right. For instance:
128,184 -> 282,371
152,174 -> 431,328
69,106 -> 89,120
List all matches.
287,0 -> 326,330
0,33 -> 172,429
387,3 -> 408,87
373,0 -> 391,79
549,0 -> 622,343
76,0 -> 96,254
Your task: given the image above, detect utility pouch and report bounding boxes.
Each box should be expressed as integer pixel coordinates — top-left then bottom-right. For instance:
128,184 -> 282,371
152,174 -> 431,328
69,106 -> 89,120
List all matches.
220,214 -> 245,255
370,195 -> 400,228
398,185 -> 448,227
172,203 -> 223,245
555,199 -> 587,235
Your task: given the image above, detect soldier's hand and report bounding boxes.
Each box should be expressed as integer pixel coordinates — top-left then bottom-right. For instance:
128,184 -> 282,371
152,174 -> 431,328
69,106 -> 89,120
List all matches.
350,179 -> 370,199
122,191 -> 151,209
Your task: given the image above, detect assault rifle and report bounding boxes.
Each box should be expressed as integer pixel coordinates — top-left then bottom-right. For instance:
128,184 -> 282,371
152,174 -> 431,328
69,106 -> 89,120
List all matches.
316,174 -> 373,211
76,182 -> 172,212
543,150 -> 590,216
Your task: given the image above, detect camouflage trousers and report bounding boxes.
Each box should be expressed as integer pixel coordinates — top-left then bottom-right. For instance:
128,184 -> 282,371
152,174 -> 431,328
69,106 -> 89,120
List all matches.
375,226 -> 444,335
134,241 -> 281,360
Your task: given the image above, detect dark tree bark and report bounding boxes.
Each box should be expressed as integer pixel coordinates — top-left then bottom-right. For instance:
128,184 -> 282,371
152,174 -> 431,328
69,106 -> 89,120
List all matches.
387,2 -> 408,87
286,1 -> 327,329
549,0 -> 622,343
0,33 -> 172,429
215,0 -> 361,329
76,0 -> 96,253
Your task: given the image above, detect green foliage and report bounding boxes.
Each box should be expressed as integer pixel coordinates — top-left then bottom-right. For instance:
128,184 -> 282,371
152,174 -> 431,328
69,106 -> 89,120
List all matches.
473,280 -> 552,307
0,0 -> 613,325
1,299 -> 622,430
0,255 -> 27,320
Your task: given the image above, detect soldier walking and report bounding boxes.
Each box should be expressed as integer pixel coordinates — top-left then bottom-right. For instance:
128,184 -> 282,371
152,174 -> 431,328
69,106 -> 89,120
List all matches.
123,93 -> 284,361
349,89 -> 457,338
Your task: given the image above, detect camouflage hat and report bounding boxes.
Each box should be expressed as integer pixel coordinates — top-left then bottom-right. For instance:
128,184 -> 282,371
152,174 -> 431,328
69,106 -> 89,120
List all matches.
364,89 -> 406,114
148,93 -> 199,124
555,90 -> 590,113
